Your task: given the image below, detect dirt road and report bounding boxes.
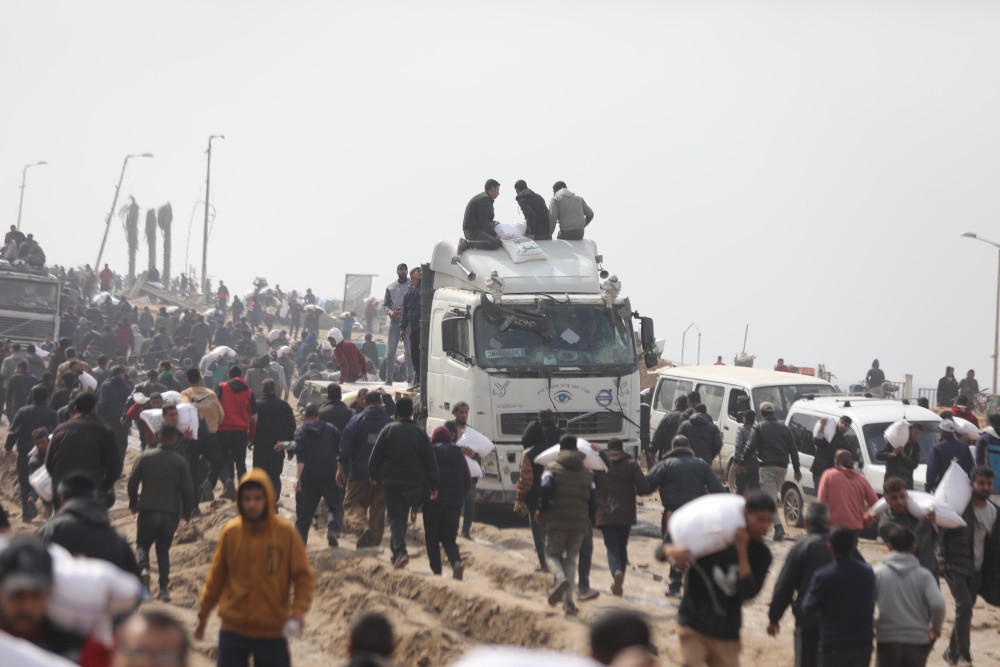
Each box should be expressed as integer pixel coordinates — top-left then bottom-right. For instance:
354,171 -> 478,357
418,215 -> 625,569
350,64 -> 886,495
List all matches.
2,425 -> 999,666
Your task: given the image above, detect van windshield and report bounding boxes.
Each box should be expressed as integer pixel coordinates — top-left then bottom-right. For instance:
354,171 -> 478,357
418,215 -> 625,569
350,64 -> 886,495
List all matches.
752,384 -> 838,420
861,421 -> 941,463
473,303 -> 636,371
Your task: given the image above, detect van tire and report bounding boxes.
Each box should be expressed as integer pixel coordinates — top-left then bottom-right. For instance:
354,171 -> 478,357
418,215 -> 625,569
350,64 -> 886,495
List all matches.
726,461 -> 737,493
781,484 -> 805,528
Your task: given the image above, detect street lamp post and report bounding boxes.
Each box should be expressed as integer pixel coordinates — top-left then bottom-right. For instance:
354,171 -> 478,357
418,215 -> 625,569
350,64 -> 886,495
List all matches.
961,231 -> 1000,397
95,153 -> 153,272
16,161 -> 48,231
202,135 -> 224,296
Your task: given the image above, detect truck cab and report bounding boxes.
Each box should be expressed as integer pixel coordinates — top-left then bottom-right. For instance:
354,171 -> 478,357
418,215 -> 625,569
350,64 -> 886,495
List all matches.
420,239 -> 655,504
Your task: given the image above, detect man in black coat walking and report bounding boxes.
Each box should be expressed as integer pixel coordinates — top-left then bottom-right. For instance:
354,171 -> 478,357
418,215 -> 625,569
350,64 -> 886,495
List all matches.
292,403 -> 343,547
4,384 -> 57,520
252,379 -> 297,504
45,391 -> 122,508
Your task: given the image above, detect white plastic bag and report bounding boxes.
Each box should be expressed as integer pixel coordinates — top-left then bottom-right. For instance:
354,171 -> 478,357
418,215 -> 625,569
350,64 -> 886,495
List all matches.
160,390 -> 181,404
176,403 -> 200,439
465,455 -> 483,478
79,372 -> 97,390
495,221 -> 528,239
870,490 -> 967,528
458,426 -> 494,456
953,417 -> 981,440
884,421 -> 910,450
29,466 -> 53,502
668,493 -> 747,559
139,408 -> 164,436
934,460 -> 973,515
47,545 -> 142,645
535,438 -> 608,472
813,417 -> 837,444
500,236 -> 548,264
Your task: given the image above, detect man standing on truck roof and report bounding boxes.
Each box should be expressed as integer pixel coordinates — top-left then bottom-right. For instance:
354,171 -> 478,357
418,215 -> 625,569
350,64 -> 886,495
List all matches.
514,180 -> 551,240
548,181 -> 594,240
739,400 -> 801,542
937,366 -> 958,408
382,263 -> 411,385
458,179 -> 502,253
401,267 -> 422,390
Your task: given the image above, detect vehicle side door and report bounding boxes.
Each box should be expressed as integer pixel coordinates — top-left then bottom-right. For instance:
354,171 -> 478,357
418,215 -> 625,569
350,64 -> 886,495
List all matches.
787,411 -> 819,496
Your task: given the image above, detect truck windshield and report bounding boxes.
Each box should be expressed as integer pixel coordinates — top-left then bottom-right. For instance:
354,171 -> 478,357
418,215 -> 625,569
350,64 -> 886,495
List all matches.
0,280 -> 58,313
473,303 -> 636,370
752,384 -> 838,420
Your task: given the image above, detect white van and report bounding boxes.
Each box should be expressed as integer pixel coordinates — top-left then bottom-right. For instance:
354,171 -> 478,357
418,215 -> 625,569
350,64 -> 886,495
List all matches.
777,396 -> 942,526
649,366 -> 838,480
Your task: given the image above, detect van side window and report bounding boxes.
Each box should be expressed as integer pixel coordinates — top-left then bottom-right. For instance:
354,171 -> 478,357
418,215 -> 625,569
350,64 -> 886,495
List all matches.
788,413 -> 818,456
654,378 -> 692,412
696,383 -> 725,421
727,389 -> 749,420
843,425 -> 864,468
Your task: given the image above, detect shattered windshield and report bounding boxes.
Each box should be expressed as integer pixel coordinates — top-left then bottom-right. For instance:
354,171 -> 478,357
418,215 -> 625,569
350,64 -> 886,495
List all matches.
473,302 -> 636,370
0,279 -> 58,313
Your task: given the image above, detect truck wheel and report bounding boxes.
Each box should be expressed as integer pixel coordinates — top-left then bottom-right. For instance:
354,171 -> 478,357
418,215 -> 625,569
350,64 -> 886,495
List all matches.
782,484 -> 805,528
726,461 -> 737,493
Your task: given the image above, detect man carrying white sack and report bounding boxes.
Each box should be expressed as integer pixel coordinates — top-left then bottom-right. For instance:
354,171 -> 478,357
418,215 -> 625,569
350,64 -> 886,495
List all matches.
938,465 -> 1000,667
658,491 -> 776,667
926,419 -> 974,494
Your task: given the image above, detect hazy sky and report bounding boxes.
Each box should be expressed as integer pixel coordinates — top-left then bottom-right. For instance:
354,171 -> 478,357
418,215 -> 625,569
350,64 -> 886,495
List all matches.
3,1 -> 1000,392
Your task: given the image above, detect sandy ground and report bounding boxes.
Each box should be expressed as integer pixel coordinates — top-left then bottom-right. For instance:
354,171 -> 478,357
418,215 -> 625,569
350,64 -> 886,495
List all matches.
2,424 -> 1000,666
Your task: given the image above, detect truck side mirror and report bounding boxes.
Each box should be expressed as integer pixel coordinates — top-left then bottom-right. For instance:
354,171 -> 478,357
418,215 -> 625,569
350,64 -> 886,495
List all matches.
639,316 -> 657,368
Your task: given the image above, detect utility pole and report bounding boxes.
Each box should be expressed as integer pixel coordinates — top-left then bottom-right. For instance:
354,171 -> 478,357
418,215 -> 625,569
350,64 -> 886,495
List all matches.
16,161 -> 47,231
95,153 -> 153,270
202,135 -> 224,295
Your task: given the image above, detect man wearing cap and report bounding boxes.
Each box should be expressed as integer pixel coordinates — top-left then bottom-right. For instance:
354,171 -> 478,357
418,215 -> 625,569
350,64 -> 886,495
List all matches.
382,264 -> 411,385
459,179 -> 502,253
445,402 -> 481,540
328,328 -> 367,384
925,419 -> 975,493
0,534 -> 103,662
739,400 -> 801,542
4,384 -> 57,521
37,471 -> 140,576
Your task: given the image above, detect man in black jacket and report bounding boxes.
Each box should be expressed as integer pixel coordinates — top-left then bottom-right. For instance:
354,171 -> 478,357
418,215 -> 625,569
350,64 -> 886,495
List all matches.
647,436 -> 727,595
37,472 -> 140,577
939,466 -> 1000,666
740,401 -> 801,541
293,403 -> 343,547
515,409 -> 564,570
4,385 -> 57,520
677,404 -> 723,465
514,180 -> 552,240
252,379 -> 296,504
458,179 -> 502,252
651,395 -> 688,460
319,384 -> 354,433
810,416 -> 851,492
875,423 -> 922,489
44,391 -> 122,508
368,397 -> 439,569
766,502 -> 833,667
937,366 -> 958,408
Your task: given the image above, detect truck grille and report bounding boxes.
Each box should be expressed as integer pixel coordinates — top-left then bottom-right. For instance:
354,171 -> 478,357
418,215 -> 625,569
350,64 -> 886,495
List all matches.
0,316 -> 55,341
499,411 -> 624,437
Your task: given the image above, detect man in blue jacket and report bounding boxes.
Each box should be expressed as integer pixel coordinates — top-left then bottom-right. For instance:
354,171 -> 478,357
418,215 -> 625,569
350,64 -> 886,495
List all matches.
803,526 -> 875,666
338,390 -> 391,548
293,404 -> 342,546
926,419 -> 974,493
3,384 -> 57,520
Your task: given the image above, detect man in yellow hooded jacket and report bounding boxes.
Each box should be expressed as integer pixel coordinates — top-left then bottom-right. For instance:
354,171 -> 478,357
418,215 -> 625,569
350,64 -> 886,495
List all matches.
195,469 -> 315,666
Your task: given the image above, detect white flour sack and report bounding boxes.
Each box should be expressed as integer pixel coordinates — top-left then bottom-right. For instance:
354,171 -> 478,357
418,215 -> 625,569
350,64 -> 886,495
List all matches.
813,417 -> 837,443
458,426 -> 494,456
870,490 -> 967,528
668,493 -> 747,559
535,438 -> 608,472
884,421 -> 910,449
934,460 -> 973,515
500,236 -> 548,264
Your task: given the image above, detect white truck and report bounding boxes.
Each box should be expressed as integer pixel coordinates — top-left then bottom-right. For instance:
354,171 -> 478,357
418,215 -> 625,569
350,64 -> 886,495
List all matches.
0,265 -> 61,343
419,239 -> 657,504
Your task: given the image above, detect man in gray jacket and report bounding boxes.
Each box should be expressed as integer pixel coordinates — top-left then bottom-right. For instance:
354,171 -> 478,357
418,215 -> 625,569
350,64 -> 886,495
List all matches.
874,526 -> 945,667
548,181 -> 594,240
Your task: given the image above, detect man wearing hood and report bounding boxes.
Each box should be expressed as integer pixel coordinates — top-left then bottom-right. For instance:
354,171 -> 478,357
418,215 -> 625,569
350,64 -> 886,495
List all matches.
937,366 -> 958,408
536,434 -> 598,615
874,527 -> 945,667
328,328 -> 367,384
368,397 -> 439,568
253,379 -> 296,505
4,384 -> 56,521
292,403 -> 343,547
593,438 -> 651,597
925,419 -> 974,493
514,180 -> 552,240
676,404 -> 723,465
96,365 -> 132,462
422,426 -> 471,579
818,450 -> 878,533
195,471 -> 315,666
338,390 -> 392,548
547,181 -> 595,240
128,424 -> 195,601
37,471 -> 139,577
646,435 -> 726,596
216,366 -> 257,499
740,401 -> 801,541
